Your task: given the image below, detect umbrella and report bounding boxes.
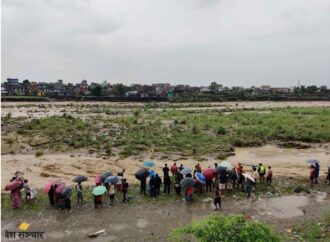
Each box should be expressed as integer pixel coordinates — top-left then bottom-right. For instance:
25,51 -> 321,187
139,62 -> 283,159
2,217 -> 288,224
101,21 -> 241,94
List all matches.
52,178 -> 63,185
195,172 -> 206,184
100,172 -> 113,183
72,175 -> 88,183
135,168 -> 149,180
242,173 -> 255,183
203,168 -> 216,180
149,170 -> 156,177
104,176 -> 118,184
180,168 -> 192,175
215,166 -> 226,174
92,185 -> 107,196
55,183 -> 66,194
44,178 -> 63,193
5,179 -> 23,191
61,186 -> 72,200
219,160 -> 232,170
306,159 -> 319,164
143,160 -> 155,167
180,178 -> 196,189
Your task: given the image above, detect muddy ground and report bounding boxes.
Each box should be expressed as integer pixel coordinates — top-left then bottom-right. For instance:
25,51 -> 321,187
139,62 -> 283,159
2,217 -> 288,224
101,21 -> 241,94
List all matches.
2,185 -> 330,242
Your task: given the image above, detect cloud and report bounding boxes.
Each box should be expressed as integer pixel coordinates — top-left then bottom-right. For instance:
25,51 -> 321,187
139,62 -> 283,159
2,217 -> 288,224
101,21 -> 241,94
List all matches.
2,0 -> 330,86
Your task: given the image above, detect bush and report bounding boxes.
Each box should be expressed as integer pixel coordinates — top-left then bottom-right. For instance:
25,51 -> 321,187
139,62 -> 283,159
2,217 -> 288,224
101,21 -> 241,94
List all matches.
171,214 -> 280,242
217,126 -> 226,135
35,150 -> 44,157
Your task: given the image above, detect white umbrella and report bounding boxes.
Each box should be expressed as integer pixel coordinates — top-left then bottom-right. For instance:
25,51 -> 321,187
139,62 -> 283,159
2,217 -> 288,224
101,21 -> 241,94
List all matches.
242,173 -> 255,183
219,160 -> 232,170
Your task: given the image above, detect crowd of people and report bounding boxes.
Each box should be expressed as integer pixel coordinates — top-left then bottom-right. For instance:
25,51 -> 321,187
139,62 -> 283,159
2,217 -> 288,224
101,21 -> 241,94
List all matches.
4,161 -> 329,212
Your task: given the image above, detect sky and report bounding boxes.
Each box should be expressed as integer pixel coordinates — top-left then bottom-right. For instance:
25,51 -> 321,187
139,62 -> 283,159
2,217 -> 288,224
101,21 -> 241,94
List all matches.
2,0 -> 330,87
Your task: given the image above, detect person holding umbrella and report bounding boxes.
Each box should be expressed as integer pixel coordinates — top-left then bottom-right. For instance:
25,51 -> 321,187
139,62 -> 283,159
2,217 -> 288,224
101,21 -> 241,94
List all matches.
76,182 -> 83,204
109,183 -> 116,205
310,165 -> 315,186
92,185 -> 106,209
314,163 -> 320,184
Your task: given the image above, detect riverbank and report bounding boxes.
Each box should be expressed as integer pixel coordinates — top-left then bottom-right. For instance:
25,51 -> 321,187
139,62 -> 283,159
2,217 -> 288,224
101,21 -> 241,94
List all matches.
2,177 -> 330,241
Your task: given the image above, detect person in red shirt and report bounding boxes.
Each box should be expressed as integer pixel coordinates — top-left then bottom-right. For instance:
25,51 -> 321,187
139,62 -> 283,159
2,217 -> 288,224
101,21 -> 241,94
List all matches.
171,163 -> 178,177
186,186 -> 193,204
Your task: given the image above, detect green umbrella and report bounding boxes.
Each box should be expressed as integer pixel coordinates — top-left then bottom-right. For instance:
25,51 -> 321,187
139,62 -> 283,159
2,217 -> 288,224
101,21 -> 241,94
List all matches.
92,185 -> 107,196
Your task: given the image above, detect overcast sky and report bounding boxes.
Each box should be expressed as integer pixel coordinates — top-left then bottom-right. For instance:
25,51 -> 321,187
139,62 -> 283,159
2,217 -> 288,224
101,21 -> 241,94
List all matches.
2,0 -> 330,87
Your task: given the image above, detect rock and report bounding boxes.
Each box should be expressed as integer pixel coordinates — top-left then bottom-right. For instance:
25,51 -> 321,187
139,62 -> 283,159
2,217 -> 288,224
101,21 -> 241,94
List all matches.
287,229 -> 292,233
203,198 -> 213,203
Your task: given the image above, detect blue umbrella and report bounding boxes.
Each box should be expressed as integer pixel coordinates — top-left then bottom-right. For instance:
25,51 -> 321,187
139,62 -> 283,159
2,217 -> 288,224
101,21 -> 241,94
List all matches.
149,170 -> 156,177
195,172 -> 206,184
306,159 -> 319,164
180,168 -> 192,175
143,160 -> 155,167
104,176 -> 118,184
100,172 -> 113,183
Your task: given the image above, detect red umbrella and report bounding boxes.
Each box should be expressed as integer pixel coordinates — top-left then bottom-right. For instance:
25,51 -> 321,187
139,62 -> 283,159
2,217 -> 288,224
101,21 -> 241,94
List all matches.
44,178 -> 63,193
55,183 -> 66,194
5,179 -> 23,191
203,168 -> 216,180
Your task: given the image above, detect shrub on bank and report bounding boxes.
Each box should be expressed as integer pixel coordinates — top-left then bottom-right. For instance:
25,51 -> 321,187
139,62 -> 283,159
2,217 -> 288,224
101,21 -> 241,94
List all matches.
171,214 -> 280,242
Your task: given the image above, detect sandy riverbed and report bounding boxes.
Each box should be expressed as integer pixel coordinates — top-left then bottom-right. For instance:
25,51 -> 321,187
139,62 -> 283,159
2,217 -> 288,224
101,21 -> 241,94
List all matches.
2,144 -> 329,190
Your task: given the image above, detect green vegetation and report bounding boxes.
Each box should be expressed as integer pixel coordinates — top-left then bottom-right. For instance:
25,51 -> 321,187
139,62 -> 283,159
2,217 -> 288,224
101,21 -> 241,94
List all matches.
35,150 -> 44,157
284,211 -> 330,241
171,214 -> 280,242
5,107 -> 330,157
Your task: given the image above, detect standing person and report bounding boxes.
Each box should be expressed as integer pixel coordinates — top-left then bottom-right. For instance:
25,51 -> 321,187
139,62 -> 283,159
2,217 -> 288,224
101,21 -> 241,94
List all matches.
171,163 -> 178,177
117,168 -> 125,177
109,183 -> 115,205
326,166 -> 330,185
214,186 -> 222,210
237,165 -> 244,190
94,194 -> 103,209
156,174 -> 162,197
149,176 -> 157,198
23,180 -> 31,202
246,178 -> 255,198
174,176 -> 181,200
140,178 -> 147,195
266,166 -> 273,185
179,164 -> 184,172
11,178 -> 24,209
205,177 -> 212,193
258,163 -> 266,184
64,197 -> 71,213
163,164 -> 170,178
76,182 -> 83,204
164,174 -> 171,194
186,186 -> 193,204
252,167 -> 259,191
310,165 -> 315,186
122,178 -> 129,203
219,171 -> 227,192
231,168 -> 238,189
314,163 -> 320,184
48,184 -> 55,206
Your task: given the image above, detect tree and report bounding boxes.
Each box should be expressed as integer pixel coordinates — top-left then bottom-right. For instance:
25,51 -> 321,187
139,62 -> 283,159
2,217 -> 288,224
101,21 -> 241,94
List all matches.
113,83 -> 127,96
91,84 -> 102,96
209,82 -> 220,93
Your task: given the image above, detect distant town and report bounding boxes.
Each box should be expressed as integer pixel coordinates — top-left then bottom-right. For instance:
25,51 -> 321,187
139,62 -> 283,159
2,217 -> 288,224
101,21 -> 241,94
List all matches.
1,78 -> 329,101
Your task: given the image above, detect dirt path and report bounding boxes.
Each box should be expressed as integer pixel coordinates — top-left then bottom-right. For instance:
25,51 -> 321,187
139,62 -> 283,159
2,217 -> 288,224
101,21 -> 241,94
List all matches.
2,190 -> 330,242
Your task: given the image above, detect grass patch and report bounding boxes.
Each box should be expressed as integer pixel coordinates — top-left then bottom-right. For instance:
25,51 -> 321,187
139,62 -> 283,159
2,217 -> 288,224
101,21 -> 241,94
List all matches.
170,214 -> 280,242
